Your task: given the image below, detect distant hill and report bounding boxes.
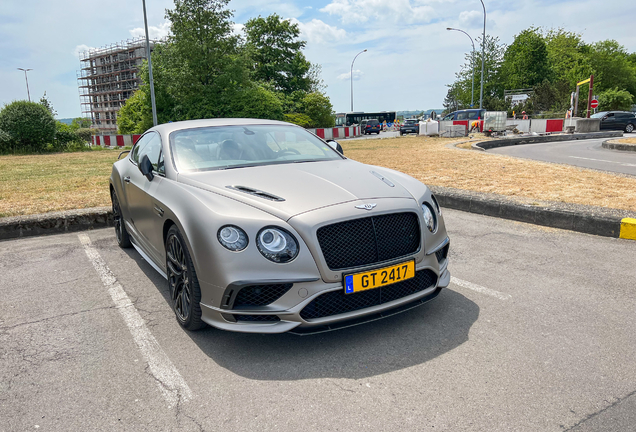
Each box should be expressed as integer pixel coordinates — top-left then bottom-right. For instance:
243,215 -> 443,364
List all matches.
57,118 -> 74,125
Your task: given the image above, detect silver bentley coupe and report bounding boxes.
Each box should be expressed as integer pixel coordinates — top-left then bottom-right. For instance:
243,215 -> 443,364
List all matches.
110,119 -> 450,334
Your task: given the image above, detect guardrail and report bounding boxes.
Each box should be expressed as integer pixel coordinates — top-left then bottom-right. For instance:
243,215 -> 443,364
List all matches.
439,118 -> 566,136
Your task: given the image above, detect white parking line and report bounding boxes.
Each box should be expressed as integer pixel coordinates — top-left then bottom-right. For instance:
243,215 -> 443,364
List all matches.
451,276 -> 511,300
78,233 -> 192,407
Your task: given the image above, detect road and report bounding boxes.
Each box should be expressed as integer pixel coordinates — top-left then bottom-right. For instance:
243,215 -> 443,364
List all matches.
1,209 -> 635,431
488,135 -> 636,175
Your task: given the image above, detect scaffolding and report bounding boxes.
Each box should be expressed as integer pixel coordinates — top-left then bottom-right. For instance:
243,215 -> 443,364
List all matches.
77,37 -> 157,133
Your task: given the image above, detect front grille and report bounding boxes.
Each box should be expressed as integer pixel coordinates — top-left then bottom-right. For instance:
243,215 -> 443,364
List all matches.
435,244 -> 449,263
234,314 -> 280,322
300,269 -> 437,320
317,212 -> 420,270
233,284 -> 293,308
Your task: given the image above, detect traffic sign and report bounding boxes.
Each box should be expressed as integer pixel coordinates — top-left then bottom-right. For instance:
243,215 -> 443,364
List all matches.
590,99 -> 599,109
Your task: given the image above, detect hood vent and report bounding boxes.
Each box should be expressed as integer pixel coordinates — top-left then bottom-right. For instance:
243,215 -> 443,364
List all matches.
371,171 -> 395,187
227,185 -> 285,202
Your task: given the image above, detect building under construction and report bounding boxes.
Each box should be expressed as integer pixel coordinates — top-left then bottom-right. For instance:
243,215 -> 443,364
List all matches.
77,38 -> 156,133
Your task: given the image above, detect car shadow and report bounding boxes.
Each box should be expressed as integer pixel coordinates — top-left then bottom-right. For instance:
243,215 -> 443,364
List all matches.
122,248 -> 479,381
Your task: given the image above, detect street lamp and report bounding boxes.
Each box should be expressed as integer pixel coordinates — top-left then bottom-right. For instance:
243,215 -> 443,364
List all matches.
17,68 -> 33,102
142,0 -> 158,126
479,0 -> 486,110
351,49 -> 367,112
447,28 -> 475,108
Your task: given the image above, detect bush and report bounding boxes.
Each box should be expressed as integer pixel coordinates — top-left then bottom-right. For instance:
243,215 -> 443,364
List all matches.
0,129 -> 12,153
300,92 -> 335,128
284,113 -> 313,128
76,128 -> 96,143
0,101 -> 56,153
598,88 -> 634,111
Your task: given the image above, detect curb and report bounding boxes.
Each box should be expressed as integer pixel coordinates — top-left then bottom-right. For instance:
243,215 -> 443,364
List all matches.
472,131 -> 624,151
0,207 -> 113,241
1,193 -> 635,242
602,139 -> 636,152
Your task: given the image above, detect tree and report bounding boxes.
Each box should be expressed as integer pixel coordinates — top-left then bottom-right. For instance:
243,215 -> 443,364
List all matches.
588,40 -> 636,96
228,84 -> 284,120
500,28 -> 552,90
71,117 -> 92,129
244,14 -> 314,94
598,88 -> 634,111
39,92 -> 57,118
117,88 -> 153,134
300,92 -> 334,128
545,29 -> 591,88
0,101 -> 56,153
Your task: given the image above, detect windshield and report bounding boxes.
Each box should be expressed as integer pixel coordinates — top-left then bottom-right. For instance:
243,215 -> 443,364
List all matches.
169,125 -> 343,172
405,120 -> 417,125
591,112 -> 608,118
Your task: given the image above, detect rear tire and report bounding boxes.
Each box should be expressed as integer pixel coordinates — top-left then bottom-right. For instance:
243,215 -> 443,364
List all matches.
165,225 -> 206,331
626,123 -> 634,133
111,189 -> 131,248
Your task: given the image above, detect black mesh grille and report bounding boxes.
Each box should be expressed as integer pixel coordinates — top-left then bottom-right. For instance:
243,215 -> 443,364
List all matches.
300,270 -> 437,320
317,212 -> 420,270
435,244 -> 449,263
234,314 -> 280,322
233,284 -> 293,308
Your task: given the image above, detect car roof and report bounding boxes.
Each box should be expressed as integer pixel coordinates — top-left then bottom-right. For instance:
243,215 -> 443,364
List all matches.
149,118 -> 296,135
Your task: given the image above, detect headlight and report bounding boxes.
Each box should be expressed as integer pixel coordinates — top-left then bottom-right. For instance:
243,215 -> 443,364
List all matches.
422,203 -> 437,233
430,194 -> 442,215
217,225 -> 248,251
257,227 -> 299,263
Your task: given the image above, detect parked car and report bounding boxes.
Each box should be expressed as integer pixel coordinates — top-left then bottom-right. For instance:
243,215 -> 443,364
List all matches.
591,111 -> 635,133
441,109 -> 487,121
361,119 -> 381,134
400,119 -> 420,135
110,119 -> 451,334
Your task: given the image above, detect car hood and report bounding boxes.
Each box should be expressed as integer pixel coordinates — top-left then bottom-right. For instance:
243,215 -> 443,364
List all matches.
177,159 -> 415,221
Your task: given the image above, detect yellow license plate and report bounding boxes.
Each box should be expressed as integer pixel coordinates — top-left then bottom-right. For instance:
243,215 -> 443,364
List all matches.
344,260 -> 415,294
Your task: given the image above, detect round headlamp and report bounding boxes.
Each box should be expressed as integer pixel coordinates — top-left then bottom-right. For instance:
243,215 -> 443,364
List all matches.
217,225 -> 248,251
257,227 -> 299,263
431,194 -> 442,215
422,203 -> 438,233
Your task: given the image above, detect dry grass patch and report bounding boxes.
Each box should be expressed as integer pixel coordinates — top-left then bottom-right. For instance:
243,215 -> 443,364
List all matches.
342,135 -> 636,212
613,137 -> 636,145
0,151 -> 119,217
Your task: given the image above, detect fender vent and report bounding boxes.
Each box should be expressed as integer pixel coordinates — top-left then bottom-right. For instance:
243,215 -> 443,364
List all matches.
227,185 -> 285,202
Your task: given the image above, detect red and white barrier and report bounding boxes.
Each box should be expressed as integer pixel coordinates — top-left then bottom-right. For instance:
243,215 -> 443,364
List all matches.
307,126 -> 361,140
91,134 -> 141,147
506,119 -> 564,134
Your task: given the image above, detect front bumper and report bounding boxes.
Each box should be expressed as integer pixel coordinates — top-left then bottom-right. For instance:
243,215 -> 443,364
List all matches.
199,247 -> 450,334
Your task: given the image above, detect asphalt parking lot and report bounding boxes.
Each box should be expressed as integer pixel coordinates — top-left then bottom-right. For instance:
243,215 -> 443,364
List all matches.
1,209 -> 635,431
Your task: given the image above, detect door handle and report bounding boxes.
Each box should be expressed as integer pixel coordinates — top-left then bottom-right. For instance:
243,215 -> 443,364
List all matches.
124,176 -> 131,183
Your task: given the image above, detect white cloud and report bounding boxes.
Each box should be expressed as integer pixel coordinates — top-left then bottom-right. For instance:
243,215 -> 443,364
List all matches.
458,10 -> 483,29
73,44 -> 95,59
320,0 -> 436,24
232,23 -> 245,36
337,69 -> 364,80
293,19 -> 347,45
129,22 -> 171,40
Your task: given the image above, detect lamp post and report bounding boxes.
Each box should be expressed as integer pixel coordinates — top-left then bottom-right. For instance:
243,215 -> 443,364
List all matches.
447,28 -> 475,108
351,49 -> 367,112
479,0 -> 486,110
17,68 -> 33,102
142,0 -> 158,126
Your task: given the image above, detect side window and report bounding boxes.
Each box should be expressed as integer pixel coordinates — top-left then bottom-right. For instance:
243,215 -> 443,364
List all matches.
157,151 -> 165,175
467,111 -> 478,119
456,112 -> 468,120
130,133 -> 155,164
138,133 -> 163,171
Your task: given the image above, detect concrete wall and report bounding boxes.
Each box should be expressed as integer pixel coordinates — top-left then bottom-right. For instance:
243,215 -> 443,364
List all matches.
575,118 -> 601,133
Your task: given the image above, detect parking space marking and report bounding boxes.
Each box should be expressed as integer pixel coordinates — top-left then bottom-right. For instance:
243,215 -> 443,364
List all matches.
78,233 -> 193,407
450,276 -> 511,300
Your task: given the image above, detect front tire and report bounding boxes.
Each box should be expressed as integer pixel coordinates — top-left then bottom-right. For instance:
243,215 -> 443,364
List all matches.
166,225 -> 206,331
626,123 -> 634,133
111,189 -> 131,248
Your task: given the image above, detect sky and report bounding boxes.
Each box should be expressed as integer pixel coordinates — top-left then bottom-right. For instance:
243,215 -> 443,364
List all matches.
1,0 -> 635,119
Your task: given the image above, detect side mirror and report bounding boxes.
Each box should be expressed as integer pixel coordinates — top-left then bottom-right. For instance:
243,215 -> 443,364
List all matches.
326,139 -> 344,155
139,154 -> 154,181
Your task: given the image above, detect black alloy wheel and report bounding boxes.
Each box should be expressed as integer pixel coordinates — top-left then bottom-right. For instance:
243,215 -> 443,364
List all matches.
111,190 -> 131,248
166,226 -> 205,330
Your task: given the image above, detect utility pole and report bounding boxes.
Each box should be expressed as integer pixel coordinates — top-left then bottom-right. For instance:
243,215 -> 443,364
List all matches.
17,68 -> 33,102
142,0 -> 158,126
447,28 -> 475,108
479,0 -> 486,110
351,49 -> 367,113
